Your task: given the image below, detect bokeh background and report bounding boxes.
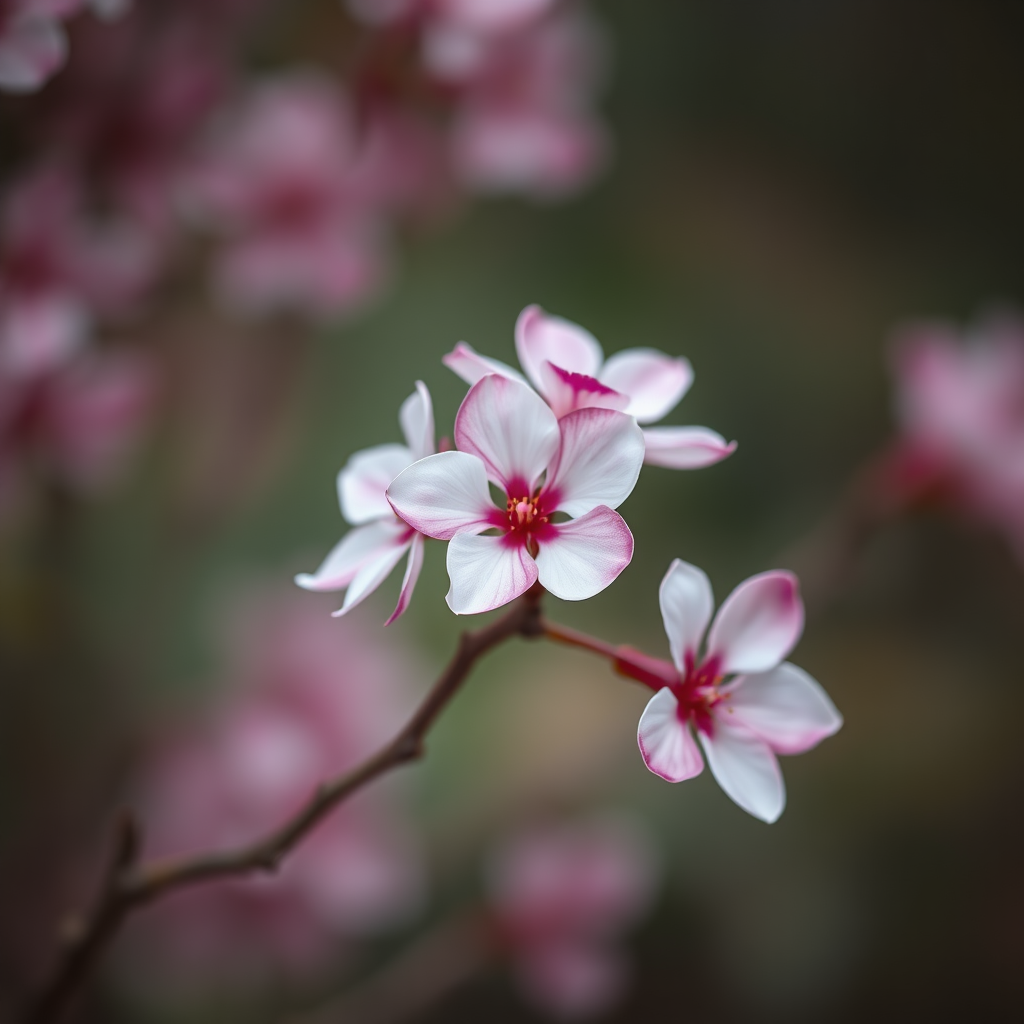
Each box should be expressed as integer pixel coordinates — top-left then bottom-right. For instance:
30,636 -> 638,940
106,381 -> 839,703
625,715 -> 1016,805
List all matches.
2,1 -> 1023,1021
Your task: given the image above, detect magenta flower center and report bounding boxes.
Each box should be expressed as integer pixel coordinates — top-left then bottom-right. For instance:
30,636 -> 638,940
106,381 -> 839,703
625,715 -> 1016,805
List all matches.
506,494 -> 548,532
673,654 -> 725,736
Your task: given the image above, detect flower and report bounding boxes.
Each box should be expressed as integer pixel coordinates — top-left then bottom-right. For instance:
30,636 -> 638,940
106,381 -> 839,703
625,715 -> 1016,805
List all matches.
387,372 -> 643,615
632,559 -> 842,823
889,315 -> 1024,557
295,382 -> 434,624
444,304 -> 736,469
485,813 -> 659,1018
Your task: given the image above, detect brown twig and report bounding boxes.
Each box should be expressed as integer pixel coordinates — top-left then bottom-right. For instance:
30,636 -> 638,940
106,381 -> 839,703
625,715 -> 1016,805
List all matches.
25,589 -> 545,1024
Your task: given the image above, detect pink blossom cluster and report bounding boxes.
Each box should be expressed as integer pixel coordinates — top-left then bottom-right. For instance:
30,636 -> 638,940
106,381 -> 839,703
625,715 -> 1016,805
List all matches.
127,590 -> 424,981
485,813 -> 659,1017
888,315 -> 1024,559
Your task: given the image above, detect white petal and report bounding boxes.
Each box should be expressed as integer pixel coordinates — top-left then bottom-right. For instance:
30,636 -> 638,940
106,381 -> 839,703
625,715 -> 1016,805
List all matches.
637,688 -> 704,782
442,341 -> 526,387
538,363 -> 630,419
707,570 -> 804,675
454,374 -> 559,492
515,304 -> 603,398
385,533 -> 425,626
544,408 -> 645,517
386,451 -> 496,540
642,426 -> 737,469
599,349 -> 693,423
722,662 -> 843,754
398,380 -> 435,461
334,538 -> 411,617
658,559 -> 714,675
338,443 -> 412,524
295,519 -> 411,592
700,721 -> 785,823
535,506 -> 633,601
446,533 -> 538,615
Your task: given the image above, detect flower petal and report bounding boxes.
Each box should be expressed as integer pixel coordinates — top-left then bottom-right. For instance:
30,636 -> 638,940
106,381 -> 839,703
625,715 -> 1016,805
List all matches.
442,341 -> 526,387
535,506 -> 633,601
386,451 -> 496,540
338,444 -> 412,525
446,533 -> 538,615
598,349 -> 693,423
637,687 -> 704,782
398,381 -> 435,461
333,538 -> 411,618
658,559 -> 714,675
454,374 -> 559,492
707,570 -> 804,675
544,408 -> 645,517
699,721 -> 785,823
642,427 -> 737,469
539,363 -> 630,419
295,519 -> 411,592
515,304 -> 603,398
385,533 -> 425,626
722,662 -> 843,754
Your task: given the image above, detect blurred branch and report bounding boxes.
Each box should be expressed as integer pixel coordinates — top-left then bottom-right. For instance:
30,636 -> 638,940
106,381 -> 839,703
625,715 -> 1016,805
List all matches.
25,589 -> 545,1024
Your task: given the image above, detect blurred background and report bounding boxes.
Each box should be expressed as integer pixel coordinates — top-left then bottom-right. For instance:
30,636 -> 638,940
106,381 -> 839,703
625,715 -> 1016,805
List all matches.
2,1 -> 1023,1021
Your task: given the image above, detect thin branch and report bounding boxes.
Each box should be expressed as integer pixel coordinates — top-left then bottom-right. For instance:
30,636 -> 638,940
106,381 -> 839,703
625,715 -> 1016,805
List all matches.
25,590 -> 544,1024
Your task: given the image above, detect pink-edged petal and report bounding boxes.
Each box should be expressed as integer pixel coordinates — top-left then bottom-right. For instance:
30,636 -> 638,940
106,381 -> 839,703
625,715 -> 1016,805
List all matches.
0,15 -> 67,94
445,533 -> 538,615
722,662 -> 843,755
544,408 -> 645,517
642,426 -> 737,469
535,505 -> 633,601
295,519 -> 411,593
384,533 -> 425,626
637,687 -> 704,782
707,570 -> 804,675
398,380 -> 435,461
454,374 -> 559,492
442,341 -> 526,387
539,363 -> 630,419
658,559 -> 714,675
515,304 -> 603,398
387,451 -> 496,540
333,537 -> 411,618
699,721 -> 785,823
338,443 -> 412,525
598,349 -> 693,423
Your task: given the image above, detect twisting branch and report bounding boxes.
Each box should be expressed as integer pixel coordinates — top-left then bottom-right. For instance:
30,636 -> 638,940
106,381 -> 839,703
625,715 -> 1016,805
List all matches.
25,589 -> 545,1024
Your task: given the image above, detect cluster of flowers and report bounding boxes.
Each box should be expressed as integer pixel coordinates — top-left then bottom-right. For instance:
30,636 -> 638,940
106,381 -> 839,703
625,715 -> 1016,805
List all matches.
887,313 -> 1024,559
130,586 -> 658,1018
298,305 -> 842,823
0,0 -> 611,518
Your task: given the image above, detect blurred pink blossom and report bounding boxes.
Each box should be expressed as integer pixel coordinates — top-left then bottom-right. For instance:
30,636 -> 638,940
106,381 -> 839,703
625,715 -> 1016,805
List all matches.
889,316 -> 1024,557
0,166 -> 156,378
127,590 -> 425,983
445,304 -> 737,469
634,560 -> 842,823
387,373 -> 643,615
485,813 -> 659,1018
187,71 -> 394,320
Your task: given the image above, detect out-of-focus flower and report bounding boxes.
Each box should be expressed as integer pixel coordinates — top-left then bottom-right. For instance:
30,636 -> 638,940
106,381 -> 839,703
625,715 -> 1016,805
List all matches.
485,813 -> 659,1018
445,305 -> 737,469
0,166 -> 156,378
0,344 -> 154,521
387,373 -> 642,614
186,71 -> 392,320
0,0 -> 130,93
128,589 -> 424,983
632,559 -> 842,823
889,316 -> 1024,557
296,382 -> 434,624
